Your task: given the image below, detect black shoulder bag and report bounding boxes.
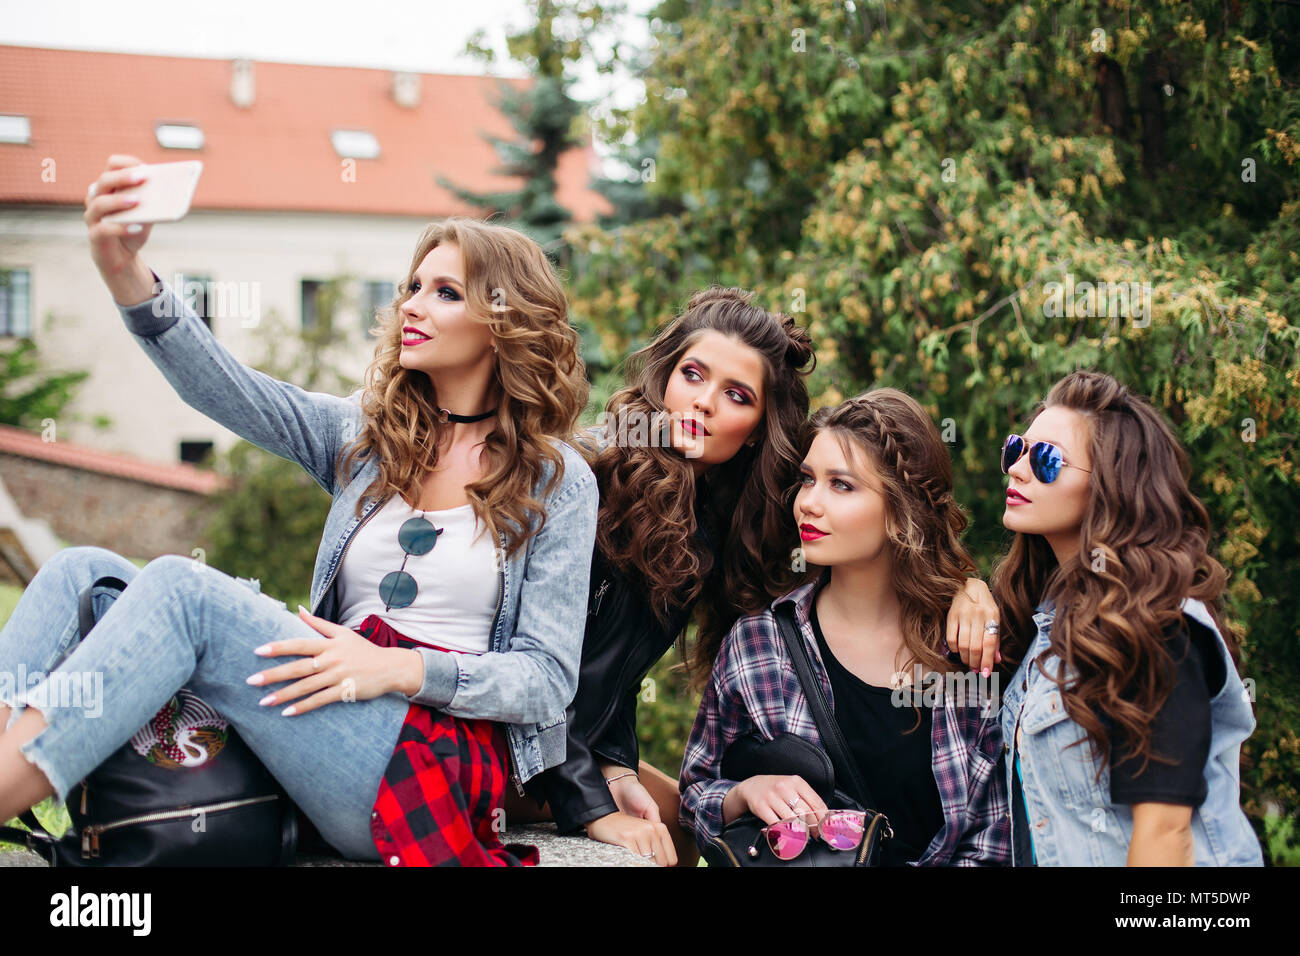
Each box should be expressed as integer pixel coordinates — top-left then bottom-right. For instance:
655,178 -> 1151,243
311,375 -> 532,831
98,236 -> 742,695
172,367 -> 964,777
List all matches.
701,601 -> 893,866
0,575 -> 298,866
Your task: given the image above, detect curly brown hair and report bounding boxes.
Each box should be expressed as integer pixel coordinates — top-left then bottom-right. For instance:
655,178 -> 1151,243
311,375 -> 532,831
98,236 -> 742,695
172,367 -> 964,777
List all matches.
989,370 -> 1233,778
590,287 -> 816,683
803,389 -> 979,691
335,218 -> 589,559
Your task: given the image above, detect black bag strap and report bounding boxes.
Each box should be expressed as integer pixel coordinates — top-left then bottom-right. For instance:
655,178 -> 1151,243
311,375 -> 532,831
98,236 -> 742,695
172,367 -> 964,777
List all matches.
78,576 -> 129,641
0,811 -> 57,863
774,601 -> 878,810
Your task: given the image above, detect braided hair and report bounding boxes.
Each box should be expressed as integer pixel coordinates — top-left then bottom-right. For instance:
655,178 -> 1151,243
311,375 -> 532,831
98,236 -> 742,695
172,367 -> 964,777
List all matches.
805,389 -> 978,679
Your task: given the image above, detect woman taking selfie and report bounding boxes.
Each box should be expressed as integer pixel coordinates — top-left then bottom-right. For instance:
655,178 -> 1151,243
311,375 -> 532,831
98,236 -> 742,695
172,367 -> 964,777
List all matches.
0,155 -> 597,866
679,389 -> 1011,866
985,370 -> 1262,866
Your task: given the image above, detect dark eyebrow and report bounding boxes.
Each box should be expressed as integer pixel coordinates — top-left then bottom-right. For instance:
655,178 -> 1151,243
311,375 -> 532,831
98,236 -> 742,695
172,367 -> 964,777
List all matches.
798,463 -> 862,481
681,356 -> 757,399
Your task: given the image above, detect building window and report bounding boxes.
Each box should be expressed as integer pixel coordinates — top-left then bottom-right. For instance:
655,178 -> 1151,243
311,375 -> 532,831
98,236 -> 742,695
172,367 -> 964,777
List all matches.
179,441 -> 215,465
0,269 -> 32,337
156,123 -> 204,150
0,115 -> 31,145
301,279 -> 326,331
176,273 -> 213,330
331,129 -> 380,159
362,280 -> 395,333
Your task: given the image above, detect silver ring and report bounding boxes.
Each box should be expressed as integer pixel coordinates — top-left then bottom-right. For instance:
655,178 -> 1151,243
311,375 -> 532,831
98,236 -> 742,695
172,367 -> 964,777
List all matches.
984,621 -> 1000,633
310,656 -> 320,670
788,798 -> 802,810
642,850 -> 655,858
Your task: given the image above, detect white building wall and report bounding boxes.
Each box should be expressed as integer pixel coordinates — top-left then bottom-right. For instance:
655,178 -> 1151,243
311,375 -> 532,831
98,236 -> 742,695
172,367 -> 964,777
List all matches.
0,206 -> 434,463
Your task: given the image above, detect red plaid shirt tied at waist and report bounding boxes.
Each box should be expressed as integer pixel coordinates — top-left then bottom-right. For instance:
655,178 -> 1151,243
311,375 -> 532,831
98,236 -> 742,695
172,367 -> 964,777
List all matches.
356,613 -> 539,867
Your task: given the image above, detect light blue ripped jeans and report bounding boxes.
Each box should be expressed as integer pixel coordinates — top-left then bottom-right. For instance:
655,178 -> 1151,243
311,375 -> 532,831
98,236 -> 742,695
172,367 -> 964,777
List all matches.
0,546 -> 410,860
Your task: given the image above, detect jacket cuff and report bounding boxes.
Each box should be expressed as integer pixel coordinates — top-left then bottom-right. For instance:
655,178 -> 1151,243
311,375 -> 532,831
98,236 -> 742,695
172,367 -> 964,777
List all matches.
590,745 -> 637,772
553,794 -> 620,835
408,647 -> 459,709
116,269 -> 181,337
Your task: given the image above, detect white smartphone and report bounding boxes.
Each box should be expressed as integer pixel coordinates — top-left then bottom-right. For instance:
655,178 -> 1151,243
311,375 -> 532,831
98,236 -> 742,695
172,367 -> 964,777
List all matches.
103,160 -> 203,224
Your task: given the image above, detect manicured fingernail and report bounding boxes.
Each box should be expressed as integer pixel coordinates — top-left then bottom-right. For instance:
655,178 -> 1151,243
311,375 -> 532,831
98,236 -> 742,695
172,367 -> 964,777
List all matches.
246,673 -> 264,685
298,605 -> 309,615
258,694 -> 276,706
254,645 -> 272,655
981,667 -> 991,678
281,705 -> 297,716
126,224 -> 143,234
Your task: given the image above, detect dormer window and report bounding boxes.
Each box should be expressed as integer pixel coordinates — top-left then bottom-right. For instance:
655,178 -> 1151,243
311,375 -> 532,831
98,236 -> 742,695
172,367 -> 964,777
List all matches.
0,115 -> 31,145
156,123 -> 204,150
331,129 -> 380,159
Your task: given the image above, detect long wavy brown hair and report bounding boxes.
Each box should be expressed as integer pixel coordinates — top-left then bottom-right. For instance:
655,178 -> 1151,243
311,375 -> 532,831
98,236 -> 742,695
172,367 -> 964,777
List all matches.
335,218 -> 589,559
804,390 -> 979,711
591,287 -> 816,683
989,370 -> 1232,777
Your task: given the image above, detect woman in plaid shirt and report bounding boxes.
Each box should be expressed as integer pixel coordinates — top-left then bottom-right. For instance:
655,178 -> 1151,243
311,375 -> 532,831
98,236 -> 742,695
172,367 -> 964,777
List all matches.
680,389 -> 1011,865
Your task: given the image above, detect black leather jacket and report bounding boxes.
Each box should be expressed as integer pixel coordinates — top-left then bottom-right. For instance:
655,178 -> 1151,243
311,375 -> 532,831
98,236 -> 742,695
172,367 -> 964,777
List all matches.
524,486 -> 721,833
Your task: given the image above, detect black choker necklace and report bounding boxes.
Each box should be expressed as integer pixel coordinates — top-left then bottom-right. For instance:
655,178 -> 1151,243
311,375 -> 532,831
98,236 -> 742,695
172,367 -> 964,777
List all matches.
437,407 -> 497,424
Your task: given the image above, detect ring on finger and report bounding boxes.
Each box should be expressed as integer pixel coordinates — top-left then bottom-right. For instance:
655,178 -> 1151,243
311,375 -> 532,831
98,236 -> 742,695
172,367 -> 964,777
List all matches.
310,656 -> 320,670
87,182 -> 98,199
984,621 -> 999,634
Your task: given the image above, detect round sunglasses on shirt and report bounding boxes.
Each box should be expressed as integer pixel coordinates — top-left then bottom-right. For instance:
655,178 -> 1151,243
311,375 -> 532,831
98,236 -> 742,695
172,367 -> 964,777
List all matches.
1000,434 -> 1092,484
379,513 -> 444,610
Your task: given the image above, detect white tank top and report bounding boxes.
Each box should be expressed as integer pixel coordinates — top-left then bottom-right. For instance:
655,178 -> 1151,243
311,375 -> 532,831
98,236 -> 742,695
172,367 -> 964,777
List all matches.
335,493 -> 499,654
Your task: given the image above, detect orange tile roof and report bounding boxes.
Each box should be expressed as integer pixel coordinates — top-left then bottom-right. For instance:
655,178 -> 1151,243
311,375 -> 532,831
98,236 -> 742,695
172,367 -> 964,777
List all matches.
0,44 -> 612,221
0,423 -> 230,494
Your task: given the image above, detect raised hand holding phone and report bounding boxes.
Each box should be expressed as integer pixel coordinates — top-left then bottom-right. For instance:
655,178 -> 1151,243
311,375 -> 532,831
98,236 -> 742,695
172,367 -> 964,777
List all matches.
84,155 -> 164,306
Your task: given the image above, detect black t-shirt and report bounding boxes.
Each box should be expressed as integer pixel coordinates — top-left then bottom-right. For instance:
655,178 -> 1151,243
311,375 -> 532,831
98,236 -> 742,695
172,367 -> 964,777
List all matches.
810,601 -> 946,866
1010,615 -> 1223,864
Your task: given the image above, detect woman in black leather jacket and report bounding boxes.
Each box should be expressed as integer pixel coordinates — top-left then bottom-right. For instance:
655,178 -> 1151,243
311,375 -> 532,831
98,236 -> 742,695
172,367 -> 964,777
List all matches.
518,287 -> 809,865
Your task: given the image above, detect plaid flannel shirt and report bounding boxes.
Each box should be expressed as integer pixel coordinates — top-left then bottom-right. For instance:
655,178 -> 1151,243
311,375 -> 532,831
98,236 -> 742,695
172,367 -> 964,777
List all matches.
358,615 -> 538,867
679,570 -> 1011,866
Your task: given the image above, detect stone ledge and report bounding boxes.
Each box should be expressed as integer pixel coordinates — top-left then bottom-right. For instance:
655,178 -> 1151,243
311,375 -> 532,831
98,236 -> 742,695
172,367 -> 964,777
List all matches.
1,822 -> 655,867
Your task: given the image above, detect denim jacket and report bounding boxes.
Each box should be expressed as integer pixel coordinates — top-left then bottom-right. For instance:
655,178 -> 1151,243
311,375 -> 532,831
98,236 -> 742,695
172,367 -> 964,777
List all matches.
116,275 -> 598,787
1000,596 -> 1263,866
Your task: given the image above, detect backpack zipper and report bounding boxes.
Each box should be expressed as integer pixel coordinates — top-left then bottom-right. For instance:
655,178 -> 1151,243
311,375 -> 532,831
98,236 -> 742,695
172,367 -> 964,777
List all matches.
80,793 -> 280,859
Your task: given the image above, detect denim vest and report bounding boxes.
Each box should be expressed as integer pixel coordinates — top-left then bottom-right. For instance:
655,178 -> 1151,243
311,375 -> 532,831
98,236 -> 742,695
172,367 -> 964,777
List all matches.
1000,597 -> 1263,866
118,278 -> 599,788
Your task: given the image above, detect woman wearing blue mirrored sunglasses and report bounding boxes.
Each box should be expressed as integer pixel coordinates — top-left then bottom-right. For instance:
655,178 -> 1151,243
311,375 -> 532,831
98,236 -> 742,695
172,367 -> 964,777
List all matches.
972,370 -> 1262,867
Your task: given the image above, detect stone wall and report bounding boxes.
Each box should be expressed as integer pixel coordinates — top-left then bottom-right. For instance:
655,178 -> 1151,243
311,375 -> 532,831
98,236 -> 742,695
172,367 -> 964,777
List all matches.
0,453 -> 221,560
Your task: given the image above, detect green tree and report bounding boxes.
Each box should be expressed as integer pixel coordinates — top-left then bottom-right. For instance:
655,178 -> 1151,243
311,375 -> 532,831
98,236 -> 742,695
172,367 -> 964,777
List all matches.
0,338 -> 91,431
446,1 -> 623,250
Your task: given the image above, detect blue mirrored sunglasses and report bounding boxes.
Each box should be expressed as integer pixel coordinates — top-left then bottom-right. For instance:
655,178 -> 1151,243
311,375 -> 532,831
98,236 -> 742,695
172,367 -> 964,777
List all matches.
1000,434 -> 1091,484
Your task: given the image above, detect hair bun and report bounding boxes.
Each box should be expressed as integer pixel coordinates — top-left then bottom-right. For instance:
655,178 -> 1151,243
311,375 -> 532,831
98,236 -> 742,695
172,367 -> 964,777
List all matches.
686,286 -> 755,311
777,313 -> 815,370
